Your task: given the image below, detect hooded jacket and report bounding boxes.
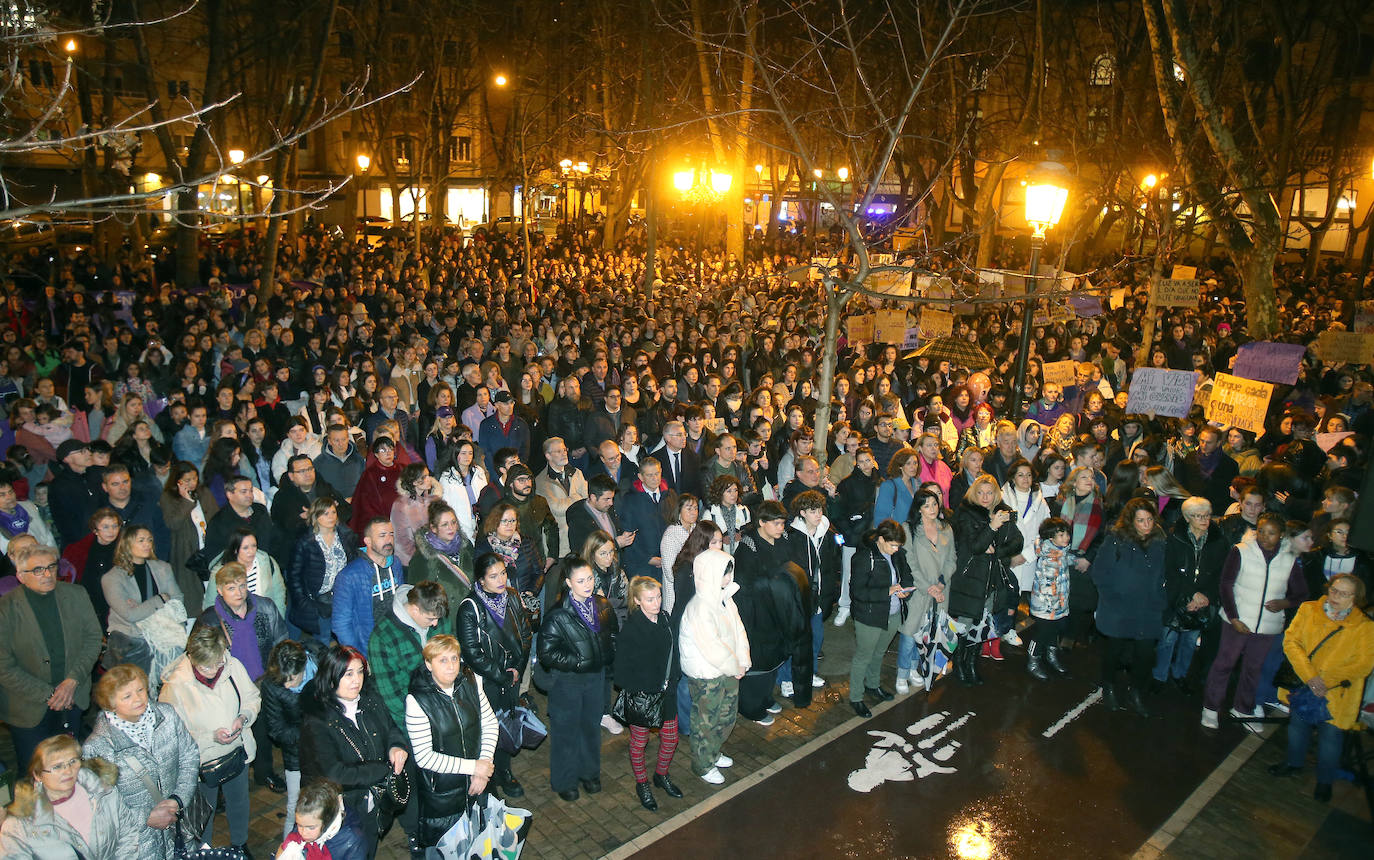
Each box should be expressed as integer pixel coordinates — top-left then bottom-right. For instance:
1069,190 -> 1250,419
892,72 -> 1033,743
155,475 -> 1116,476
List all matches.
0,757 -> 142,860
678,549 -> 751,680
785,513 -> 842,616
370,584 -> 457,729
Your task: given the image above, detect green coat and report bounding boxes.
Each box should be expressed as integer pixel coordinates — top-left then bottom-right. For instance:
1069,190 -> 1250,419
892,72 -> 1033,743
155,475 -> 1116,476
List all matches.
407,527 -> 474,610
0,582 -> 102,728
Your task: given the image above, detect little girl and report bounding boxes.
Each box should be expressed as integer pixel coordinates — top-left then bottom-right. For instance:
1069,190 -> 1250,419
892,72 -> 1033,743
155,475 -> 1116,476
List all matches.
1027,517 -> 1084,681
276,779 -> 347,860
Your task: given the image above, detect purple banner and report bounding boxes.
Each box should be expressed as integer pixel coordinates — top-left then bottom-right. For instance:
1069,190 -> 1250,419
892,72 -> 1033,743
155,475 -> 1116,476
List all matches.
1069,294 -> 1103,317
1232,342 -> 1307,385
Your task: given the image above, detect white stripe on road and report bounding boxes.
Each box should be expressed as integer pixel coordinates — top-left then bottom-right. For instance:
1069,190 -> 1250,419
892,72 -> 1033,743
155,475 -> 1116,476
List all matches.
1042,688 -> 1103,738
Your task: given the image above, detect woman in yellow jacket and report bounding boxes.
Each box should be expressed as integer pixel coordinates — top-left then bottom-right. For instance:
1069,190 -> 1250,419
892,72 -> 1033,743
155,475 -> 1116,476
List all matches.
1269,573 -> 1374,802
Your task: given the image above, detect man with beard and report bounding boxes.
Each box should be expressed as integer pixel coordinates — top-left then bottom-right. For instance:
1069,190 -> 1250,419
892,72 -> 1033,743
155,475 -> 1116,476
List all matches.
332,517 -> 405,655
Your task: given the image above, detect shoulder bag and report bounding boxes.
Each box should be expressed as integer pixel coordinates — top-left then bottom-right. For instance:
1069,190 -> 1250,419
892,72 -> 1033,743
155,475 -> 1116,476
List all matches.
198,677 -> 248,787
1274,626 -> 1342,691
120,744 -> 215,857
611,626 -> 673,728
339,710 -> 411,816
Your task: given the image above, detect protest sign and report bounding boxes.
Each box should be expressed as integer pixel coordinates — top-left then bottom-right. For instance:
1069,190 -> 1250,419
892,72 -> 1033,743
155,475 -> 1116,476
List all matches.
1315,431 -> 1353,453
1171,265 -> 1197,280
918,307 -> 954,339
1314,330 -> 1374,364
1153,277 -> 1200,308
1206,373 -> 1273,433
1232,342 -> 1308,385
846,313 -> 874,344
867,263 -> 912,296
1041,360 -> 1079,390
902,328 -> 922,350
1069,294 -> 1103,317
1124,369 -> 1199,418
1353,312 -> 1374,334
873,309 -> 908,342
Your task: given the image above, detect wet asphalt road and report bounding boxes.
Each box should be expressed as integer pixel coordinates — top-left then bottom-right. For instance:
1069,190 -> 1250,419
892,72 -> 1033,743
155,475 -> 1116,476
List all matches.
643,648 -> 1249,859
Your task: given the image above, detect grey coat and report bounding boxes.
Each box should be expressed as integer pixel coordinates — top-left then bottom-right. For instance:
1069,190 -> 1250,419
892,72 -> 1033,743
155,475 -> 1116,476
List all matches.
900,520 -> 956,637
102,559 -> 182,639
0,582 -> 102,728
81,703 -> 200,860
0,759 -> 142,860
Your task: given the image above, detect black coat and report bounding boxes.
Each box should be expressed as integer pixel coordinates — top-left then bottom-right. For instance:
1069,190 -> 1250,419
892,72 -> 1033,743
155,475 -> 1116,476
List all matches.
1176,451 -> 1239,515
732,540 -> 808,670
270,481 -> 350,562
784,521 -> 843,618
260,677 -> 305,770
537,595 -> 618,674
204,503 -> 277,566
299,685 -> 408,816
285,527 -> 359,635
849,534 -> 914,628
834,468 -> 880,546
650,447 -> 704,499
566,501 -> 622,558
1092,531 -> 1168,640
455,589 -> 533,711
1162,520 -> 1229,627
948,501 -> 1023,620
613,611 -> 680,721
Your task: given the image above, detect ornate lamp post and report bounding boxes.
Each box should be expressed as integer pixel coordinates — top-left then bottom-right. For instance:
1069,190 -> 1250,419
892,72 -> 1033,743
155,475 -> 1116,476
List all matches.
1011,162 -> 1069,418
673,164 -> 732,287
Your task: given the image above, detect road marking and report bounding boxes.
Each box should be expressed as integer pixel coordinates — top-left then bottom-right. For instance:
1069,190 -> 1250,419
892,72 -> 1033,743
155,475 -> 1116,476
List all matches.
1042,688 -> 1103,738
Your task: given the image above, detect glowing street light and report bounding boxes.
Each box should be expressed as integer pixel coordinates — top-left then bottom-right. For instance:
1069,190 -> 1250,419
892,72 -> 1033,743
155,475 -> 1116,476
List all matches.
228,149 -> 245,165
673,163 -> 735,286
63,38 -> 78,54
493,74 -> 508,87
1012,161 -> 1070,418
1142,173 -> 1158,190
836,166 -> 850,181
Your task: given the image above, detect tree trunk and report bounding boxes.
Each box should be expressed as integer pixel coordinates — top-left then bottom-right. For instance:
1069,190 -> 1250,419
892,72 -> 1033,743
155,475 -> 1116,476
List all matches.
1239,243 -> 1280,339
812,282 -> 850,465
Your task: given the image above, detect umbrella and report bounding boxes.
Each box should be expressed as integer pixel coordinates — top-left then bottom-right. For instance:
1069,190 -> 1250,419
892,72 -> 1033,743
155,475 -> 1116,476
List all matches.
904,336 -> 994,370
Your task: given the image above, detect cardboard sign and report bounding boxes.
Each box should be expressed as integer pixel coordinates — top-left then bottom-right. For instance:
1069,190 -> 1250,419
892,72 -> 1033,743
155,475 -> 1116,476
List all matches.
1125,368 -> 1199,418
1232,342 -> 1308,385
1154,278 -> 1200,308
1171,265 -> 1197,280
866,265 -> 911,296
1314,330 -> 1374,364
919,308 -> 954,339
1353,312 -> 1374,334
846,313 -> 874,344
1041,360 -> 1079,390
1206,372 -> 1273,433
873,309 -> 908,343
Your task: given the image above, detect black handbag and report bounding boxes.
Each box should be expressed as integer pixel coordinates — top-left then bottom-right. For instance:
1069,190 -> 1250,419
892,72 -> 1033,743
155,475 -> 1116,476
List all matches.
339,718 -> 411,815
197,678 -> 247,788
1274,627 -> 1342,691
611,630 -> 673,729
1166,595 -> 1208,631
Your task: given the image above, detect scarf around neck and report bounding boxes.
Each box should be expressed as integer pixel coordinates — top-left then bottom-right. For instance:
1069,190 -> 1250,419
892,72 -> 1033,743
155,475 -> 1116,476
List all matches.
1324,600 -> 1353,622
108,705 -> 157,751
475,586 -> 509,626
424,529 -> 466,559
570,593 -> 601,631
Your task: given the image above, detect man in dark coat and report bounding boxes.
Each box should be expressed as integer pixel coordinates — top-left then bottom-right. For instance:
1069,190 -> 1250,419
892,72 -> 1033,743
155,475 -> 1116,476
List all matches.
49,439 -> 101,548
1176,426 -> 1240,515
271,453 -> 351,561
650,420 -> 704,498
204,475 -> 278,563
618,457 -> 674,582
568,474 -> 635,557
731,502 -> 807,723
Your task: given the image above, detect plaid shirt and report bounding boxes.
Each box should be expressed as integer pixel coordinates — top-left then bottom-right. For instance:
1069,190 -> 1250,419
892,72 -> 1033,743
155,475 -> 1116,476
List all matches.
368,607 -> 457,730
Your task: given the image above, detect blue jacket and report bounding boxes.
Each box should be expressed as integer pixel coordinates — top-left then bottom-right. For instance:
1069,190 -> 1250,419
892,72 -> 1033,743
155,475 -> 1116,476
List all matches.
618,487 -> 671,581
172,424 -> 211,465
477,413 -> 531,475
331,554 -> 405,657
872,477 -> 916,528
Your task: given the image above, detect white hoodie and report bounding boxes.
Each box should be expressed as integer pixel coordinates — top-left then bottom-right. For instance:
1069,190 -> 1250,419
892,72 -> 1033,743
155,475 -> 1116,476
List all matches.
679,549 -> 752,680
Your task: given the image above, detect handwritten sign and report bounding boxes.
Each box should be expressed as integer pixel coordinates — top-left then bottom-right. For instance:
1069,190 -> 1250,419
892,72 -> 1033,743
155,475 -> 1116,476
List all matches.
1206,372 -> 1273,433
1124,368 -> 1199,418
1314,330 -> 1374,364
1154,278 -> 1200,308
1069,294 -> 1103,317
846,313 -> 874,344
902,327 -> 922,350
1042,360 -> 1079,390
918,308 -> 954,339
1232,342 -> 1308,385
873,309 -> 908,343
1171,265 -> 1197,280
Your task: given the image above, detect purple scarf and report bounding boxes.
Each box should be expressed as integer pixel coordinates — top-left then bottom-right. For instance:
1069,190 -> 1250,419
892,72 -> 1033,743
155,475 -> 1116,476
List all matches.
475,586 -> 508,627
217,598 -> 264,680
0,505 -> 29,537
570,594 -> 600,631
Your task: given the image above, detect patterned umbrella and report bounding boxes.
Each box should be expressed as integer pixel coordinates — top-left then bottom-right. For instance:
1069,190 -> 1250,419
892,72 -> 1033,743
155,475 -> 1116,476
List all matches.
904,336 -> 995,370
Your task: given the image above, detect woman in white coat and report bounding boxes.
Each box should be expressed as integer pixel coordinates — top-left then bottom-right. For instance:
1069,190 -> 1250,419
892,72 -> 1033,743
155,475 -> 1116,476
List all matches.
438,440 -> 489,544
1002,457 -> 1051,599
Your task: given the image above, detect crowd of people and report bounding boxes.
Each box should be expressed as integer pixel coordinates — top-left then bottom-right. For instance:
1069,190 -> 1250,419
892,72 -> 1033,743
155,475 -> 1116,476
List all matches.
0,218 -> 1372,859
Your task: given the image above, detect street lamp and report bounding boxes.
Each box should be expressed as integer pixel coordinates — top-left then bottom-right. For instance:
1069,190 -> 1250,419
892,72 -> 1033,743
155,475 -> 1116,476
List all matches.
673,164 -> 733,287
494,74 -> 508,87
1011,161 -> 1069,418
356,154 -> 371,243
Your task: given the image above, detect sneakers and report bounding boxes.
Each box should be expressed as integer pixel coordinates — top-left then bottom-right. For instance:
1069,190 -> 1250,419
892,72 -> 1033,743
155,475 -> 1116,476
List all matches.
1001,628 -> 1023,647
765,703 -> 782,714
715,754 -> 733,768
1230,707 -> 1265,734
754,714 -> 776,726
600,714 -> 624,735
1200,708 -> 1219,729
911,674 -> 926,691
811,675 -> 826,688
779,681 -> 794,698
699,767 -> 725,785
895,677 -> 909,694
832,607 -> 850,627
1265,701 -> 1290,715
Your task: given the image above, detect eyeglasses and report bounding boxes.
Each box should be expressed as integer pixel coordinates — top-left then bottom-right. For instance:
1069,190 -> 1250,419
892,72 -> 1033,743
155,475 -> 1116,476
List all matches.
499,517 -> 518,525
21,562 -> 59,576
44,756 -> 81,773
1329,588 -> 1357,599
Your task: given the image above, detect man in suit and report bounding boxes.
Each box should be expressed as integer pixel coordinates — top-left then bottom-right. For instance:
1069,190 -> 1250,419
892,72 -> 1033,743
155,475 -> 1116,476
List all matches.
0,541 -> 102,770
618,457 -> 673,582
651,420 -> 703,498
586,439 -> 635,491
568,474 -> 637,557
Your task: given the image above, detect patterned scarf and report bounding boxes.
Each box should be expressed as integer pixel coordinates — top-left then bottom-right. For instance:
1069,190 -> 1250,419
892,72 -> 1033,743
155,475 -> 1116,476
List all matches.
107,705 -> 157,752
0,505 -> 30,537
485,531 -> 521,568
475,586 -> 508,626
1063,492 -> 1103,553
570,593 -> 601,631
1324,600 -> 1353,622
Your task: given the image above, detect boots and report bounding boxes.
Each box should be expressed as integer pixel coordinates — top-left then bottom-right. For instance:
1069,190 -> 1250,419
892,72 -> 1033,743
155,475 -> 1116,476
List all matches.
1026,642 -> 1050,681
499,766 -> 524,798
1045,646 -> 1072,678
636,781 -> 658,811
964,641 -> 985,685
1124,686 -> 1151,718
1101,682 -> 1123,711
955,644 -> 976,686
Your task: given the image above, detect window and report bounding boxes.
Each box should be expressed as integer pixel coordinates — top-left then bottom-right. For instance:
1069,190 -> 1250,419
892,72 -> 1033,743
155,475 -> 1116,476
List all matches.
1087,107 -> 1110,142
1090,53 -> 1115,86
27,59 -> 54,87
166,79 -> 189,99
298,132 -> 310,151
449,135 -> 471,162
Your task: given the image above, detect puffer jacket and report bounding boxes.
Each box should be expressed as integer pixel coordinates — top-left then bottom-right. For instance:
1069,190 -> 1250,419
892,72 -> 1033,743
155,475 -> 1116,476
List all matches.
546,396 -> 587,452
849,532 -> 915,628
456,590 -> 533,711
260,653 -> 316,772
1280,600 -> 1374,730
537,593 -> 618,674
81,704 -> 200,860
285,526 -> 359,635
948,500 -> 1023,620
158,653 -> 261,765
833,466 -> 879,545
0,758 -> 142,860
678,548 -> 751,680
